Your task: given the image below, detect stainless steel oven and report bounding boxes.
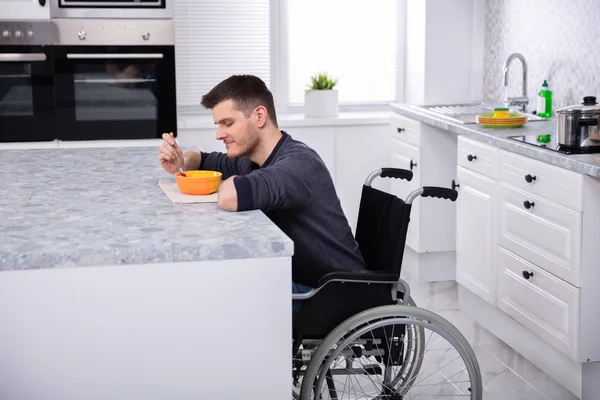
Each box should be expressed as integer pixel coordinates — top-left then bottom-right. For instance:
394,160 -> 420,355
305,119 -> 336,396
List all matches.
51,0 -> 172,19
0,20 -> 55,143
52,19 -> 177,141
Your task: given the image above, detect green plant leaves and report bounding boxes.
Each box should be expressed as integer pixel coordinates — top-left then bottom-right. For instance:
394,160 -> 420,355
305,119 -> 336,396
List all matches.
308,72 -> 338,90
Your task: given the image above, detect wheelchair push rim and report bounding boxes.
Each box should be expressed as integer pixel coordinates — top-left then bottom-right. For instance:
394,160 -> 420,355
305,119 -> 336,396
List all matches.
299,305 -> 482,400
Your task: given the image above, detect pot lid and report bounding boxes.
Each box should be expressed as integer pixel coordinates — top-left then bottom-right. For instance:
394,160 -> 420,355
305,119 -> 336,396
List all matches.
557,96 -> 600,114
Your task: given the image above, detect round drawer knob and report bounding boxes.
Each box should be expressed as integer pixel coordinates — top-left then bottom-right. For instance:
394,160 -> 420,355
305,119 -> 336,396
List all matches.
523,200 -> 535,209
410,160 -> 417,170
522,270 -> 534,280
525,174 -> 537,183
467,154 -> 477,162
142,31 -> 150,40
78,31 -> 86,40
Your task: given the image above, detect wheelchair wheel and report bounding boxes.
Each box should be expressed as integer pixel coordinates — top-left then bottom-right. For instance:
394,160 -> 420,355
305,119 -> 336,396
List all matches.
300,304 -> 482,399
293,296 -> 422,400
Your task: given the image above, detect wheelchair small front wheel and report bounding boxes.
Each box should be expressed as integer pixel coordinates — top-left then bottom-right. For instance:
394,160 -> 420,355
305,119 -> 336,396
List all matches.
300,304 -> 482,400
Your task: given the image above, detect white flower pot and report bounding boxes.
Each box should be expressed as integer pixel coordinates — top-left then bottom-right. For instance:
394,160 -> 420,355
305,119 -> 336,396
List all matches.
304,89 -> 339,118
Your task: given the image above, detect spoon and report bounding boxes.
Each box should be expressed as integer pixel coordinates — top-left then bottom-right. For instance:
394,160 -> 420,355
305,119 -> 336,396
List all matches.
172,145 -> 186,177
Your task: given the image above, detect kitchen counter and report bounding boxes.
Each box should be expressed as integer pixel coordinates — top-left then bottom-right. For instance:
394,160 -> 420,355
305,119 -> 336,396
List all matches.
391,103 -> 600,178
0,146 -> 293,270
0,146 -> 292,399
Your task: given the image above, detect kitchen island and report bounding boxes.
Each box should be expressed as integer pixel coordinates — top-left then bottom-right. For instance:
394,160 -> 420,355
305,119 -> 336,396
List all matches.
0,147 -> 293,399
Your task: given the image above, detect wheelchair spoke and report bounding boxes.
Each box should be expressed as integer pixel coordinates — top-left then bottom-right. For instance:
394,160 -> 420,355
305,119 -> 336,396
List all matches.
299,310 -> 480,400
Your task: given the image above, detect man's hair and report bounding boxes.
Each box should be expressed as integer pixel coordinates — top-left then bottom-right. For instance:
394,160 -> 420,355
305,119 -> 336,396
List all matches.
201,75 -> 278,127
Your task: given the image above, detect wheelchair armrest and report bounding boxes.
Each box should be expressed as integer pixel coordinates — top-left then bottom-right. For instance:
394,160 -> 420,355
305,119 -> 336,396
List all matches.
317,270 -> 400,287
292,270 -> 400,301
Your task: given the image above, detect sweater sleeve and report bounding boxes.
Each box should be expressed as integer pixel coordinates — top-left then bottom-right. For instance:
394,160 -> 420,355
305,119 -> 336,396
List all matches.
200,151 -> 251,180
233,153 -> 315,211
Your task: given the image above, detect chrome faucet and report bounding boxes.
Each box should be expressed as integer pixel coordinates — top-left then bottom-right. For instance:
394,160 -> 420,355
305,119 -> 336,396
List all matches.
502,52 -> 528,112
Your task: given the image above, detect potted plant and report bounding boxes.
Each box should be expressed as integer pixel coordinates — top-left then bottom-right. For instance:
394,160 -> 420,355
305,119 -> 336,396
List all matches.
304,72 -> 339,118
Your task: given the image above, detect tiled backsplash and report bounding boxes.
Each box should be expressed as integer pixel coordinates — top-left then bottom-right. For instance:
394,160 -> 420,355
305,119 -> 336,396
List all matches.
483,0 -> 600,111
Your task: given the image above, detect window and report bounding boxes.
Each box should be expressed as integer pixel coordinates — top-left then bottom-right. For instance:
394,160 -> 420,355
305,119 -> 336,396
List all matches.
173,0 -> 400,115
286,0 -> 398,106
174,0 -> 272,113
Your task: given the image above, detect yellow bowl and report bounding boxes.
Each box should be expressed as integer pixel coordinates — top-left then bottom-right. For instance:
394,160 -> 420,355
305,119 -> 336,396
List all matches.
175,170 -> 222,195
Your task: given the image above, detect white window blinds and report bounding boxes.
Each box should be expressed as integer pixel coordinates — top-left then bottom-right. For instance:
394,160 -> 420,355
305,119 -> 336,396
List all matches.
174,0 -> 272,114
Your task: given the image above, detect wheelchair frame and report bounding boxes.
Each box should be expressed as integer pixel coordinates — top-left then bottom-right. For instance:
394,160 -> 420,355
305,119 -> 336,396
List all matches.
291,167 -> 481,400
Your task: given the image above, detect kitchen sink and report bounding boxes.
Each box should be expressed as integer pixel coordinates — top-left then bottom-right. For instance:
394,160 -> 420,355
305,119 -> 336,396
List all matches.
412,102 -> 547,124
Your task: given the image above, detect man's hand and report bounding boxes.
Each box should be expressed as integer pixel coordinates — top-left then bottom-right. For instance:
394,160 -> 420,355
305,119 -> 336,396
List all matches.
158,133 -> 202,175
158,132 -> 184,175
217,176 -> 239,211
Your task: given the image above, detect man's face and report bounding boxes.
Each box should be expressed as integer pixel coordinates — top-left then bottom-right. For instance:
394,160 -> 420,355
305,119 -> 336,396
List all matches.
212,99 -> 259,159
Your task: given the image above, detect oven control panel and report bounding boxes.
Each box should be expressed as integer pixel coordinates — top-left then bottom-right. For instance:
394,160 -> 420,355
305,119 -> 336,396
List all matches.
0,20 -> 51,46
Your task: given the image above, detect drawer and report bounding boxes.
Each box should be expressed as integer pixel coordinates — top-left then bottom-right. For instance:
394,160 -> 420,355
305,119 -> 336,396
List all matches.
499,150 -> 583,211
457,136 -> 498,179
497,247 -> 579,359
391,113 -> 421,147
391,138 -> 420,251
498,183 -> 582,287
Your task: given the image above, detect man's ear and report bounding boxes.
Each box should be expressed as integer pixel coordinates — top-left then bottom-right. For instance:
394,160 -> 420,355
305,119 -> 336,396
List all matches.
254,105 -> 268,128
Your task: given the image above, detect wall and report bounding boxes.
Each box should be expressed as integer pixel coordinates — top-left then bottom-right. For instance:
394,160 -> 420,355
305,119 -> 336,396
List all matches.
404,0 -> 485,105
483,0 -> 600,110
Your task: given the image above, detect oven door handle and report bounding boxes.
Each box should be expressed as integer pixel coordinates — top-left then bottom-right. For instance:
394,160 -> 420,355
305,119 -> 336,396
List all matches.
0,53 -> 47,62
66,53 -> 164,59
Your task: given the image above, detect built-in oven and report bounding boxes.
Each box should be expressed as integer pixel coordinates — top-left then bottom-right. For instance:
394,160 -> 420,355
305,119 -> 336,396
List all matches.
52,19 -> 177,141
50,0 -> 172,19
0,20 -> 55,143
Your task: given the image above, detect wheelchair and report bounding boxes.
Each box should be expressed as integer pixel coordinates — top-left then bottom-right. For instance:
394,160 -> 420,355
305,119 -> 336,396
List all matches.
292,168 -> 482,399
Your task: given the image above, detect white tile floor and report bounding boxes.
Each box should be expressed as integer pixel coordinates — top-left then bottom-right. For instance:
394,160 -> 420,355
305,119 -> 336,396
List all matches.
401,269 -> 580,400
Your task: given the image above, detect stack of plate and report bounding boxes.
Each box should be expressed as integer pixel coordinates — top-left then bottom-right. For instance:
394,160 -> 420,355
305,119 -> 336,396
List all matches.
476,112 -> 528,128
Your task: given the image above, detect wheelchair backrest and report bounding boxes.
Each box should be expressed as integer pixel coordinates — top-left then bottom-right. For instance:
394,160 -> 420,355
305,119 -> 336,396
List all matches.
354,185 -> 411,278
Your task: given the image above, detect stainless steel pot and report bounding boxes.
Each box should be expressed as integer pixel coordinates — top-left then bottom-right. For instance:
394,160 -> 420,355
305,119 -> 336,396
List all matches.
556,96 -> 600,149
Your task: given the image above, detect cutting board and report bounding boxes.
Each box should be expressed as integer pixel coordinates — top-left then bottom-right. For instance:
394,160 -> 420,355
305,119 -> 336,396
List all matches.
158,180 -> 218,203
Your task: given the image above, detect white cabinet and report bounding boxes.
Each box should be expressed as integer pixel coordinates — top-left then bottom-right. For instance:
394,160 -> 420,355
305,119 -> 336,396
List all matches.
498,183 -> 582,287
334,125 -> 391,232
496,247 -> 579,359
391,113 -> 457,282
455,166 -> 497,305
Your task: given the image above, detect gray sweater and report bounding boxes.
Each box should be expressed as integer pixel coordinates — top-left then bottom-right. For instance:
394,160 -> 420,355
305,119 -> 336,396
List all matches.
200,131 -> 366,287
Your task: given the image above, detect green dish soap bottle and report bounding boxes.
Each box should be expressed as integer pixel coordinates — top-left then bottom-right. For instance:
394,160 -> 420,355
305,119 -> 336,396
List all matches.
536,80 -> 552,118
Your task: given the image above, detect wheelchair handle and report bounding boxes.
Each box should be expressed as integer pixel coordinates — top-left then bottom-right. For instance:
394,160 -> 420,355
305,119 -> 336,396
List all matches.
422,186 -> 458,201
365,168 -> 413,186
406,186 -> 459,204
381,168 -> 413,181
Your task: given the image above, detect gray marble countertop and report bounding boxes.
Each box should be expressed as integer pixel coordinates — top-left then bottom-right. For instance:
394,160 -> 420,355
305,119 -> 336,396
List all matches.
0,147 -> 293,271
391,103 -> 600,178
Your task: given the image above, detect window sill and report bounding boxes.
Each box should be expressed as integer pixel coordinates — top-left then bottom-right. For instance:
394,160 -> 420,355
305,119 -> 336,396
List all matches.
178,111 -> 392,130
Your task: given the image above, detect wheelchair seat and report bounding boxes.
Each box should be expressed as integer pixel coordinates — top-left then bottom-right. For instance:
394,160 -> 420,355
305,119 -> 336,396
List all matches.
293,172 -> 413,339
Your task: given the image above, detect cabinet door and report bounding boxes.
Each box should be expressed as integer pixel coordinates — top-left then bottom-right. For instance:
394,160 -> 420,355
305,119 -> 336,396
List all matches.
390,137 -> 420,251
456,166 -> 497,305
334,125 -> 391,232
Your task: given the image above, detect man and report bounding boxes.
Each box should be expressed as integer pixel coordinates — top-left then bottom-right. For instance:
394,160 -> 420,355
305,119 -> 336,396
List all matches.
158,75 -> 366,311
